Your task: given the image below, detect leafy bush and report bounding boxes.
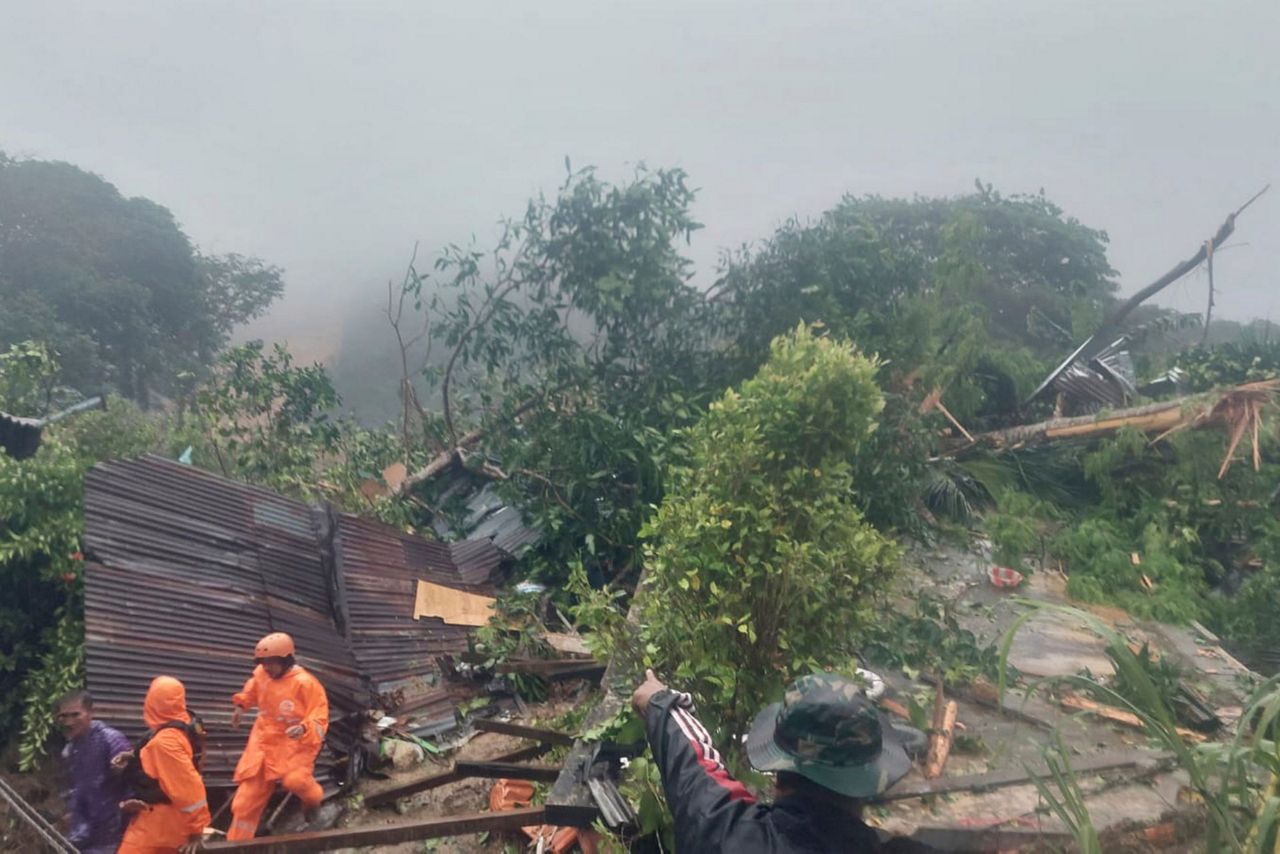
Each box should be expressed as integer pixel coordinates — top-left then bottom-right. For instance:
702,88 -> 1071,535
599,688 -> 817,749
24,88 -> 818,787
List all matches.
986,489 -> 1061,569
1176,336 -> 1280,392
634,325 -> 899,761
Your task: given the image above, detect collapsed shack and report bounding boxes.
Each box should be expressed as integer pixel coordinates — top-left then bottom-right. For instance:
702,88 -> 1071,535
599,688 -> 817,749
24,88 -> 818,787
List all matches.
80,455 -> 532,795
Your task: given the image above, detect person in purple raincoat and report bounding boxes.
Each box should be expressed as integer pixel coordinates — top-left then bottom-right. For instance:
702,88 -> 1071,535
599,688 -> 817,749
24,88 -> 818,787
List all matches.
56,689 -> 132,854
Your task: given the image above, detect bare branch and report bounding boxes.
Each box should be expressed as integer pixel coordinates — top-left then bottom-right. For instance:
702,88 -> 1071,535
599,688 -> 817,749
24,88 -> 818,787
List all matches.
440,235 -> 529,445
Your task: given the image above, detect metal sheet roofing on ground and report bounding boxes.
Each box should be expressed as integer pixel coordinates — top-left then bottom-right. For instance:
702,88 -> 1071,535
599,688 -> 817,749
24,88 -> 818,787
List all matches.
83,455 -> 506,788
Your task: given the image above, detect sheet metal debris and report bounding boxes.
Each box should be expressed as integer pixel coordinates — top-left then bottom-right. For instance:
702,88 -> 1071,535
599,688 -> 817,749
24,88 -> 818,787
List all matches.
83,455 -> 517,788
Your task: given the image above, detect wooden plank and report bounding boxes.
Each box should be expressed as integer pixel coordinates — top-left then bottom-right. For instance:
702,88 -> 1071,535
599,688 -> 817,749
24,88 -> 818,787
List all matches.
362,768 -> 461,808
908,825 -> 1072,851
473,719 -> 576,746
204,807 -> 546,853
544,664 -> 607,682
495,659 -> 602,674
363,743 -> 550,808
923,699 -> 958,779
879,749 -> 1170,802
455,761 -> 563,782
1058,692 -> 1206,742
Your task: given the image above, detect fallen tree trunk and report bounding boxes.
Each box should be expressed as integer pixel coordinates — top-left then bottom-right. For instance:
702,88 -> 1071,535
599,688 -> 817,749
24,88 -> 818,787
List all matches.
958,380 -> 1277,453
967,397 -> 1197,450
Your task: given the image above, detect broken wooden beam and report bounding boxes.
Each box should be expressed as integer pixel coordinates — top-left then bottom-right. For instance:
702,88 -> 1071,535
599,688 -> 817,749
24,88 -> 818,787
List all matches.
495,658 -> 602,674
1058,692 -> 1207,742
923,696 -> 958,779
454,761 -> 563,782
362,743 -> 550,808
879,748 -> 1171,802
362,768 -> 461,808
472,718 -> 576,746
203,806 -> 546,853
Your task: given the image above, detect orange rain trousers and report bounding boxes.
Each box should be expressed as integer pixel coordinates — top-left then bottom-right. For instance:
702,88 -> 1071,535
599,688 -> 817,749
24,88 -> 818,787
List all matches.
226,663 -> 328,840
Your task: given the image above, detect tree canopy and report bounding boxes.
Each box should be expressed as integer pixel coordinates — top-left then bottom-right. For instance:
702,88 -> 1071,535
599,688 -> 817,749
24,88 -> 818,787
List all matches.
0,152 -> 284,404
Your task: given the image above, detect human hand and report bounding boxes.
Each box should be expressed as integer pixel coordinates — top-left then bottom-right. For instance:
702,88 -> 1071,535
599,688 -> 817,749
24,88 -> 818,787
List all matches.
231,706 -> 242,728
178,835 -> 204,853
631,668 -> 668,716
119,799 -> 148,816
286,724 -> 305,739
110,751 -> 133,771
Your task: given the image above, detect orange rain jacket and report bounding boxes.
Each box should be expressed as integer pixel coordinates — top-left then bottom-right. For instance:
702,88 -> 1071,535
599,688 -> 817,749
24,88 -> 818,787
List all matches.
232,664 -> 329,782
117,676 -> 210,853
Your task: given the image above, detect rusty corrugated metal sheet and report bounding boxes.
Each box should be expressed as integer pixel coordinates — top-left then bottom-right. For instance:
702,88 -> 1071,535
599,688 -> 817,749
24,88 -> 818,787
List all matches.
335,516 -> 489,734
82,455 -> 500,786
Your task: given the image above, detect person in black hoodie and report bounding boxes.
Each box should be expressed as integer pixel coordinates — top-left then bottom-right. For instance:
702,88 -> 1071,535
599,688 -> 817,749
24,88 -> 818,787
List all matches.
632,669 -> 933,853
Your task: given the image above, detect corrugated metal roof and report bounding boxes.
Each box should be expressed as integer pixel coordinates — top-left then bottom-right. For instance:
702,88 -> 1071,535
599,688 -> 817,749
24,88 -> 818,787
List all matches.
83,455 -> 502,788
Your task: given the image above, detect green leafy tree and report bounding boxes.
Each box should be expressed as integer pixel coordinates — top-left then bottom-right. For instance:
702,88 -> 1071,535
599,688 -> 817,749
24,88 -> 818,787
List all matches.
397,165 -> 715,586
709,185 -> 1117,531
634,325 -> 899,761
190,342 -> 342,497
713,183 -> 1117,391
0,152 -> 284,402
0,343 -> 162,767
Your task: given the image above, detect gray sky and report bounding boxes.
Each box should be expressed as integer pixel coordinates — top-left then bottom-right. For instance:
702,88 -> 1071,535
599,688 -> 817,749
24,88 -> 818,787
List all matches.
2,0 -> 1277,363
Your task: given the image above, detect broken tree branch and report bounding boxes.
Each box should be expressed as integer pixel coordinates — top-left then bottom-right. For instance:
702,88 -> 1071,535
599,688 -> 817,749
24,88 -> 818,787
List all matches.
1028,185 -> 1269,403
394,392 -> 549,497
439,237 -> 530,446
1097,185 -> 1268,344
386,243 -> 432,448
1200,236 -> 1216,347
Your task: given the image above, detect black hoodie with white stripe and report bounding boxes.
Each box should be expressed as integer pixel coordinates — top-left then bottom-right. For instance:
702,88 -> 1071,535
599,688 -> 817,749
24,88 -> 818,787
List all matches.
643,689 -> 891,853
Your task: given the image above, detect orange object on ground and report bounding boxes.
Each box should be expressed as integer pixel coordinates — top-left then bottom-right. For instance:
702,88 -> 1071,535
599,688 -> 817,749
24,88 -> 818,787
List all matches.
117,676 -> 210,854
489,778 -> 578,853
226,663 -> 328,840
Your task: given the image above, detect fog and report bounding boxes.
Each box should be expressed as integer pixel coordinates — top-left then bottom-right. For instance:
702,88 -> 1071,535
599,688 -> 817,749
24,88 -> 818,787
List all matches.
3,0 -> 1277,371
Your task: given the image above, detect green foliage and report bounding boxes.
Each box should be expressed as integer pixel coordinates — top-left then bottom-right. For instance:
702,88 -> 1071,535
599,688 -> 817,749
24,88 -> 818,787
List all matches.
0,435 -> 86,762
0,344 -> 153,764
860,594 -> 1003,685
0,341 -> 178,767
395,165 -> 714,586
191,341 -> 341,497
1176,336 -> 1280,392
977,423 -> 1280,629
1026,732 -> 1101,854
714,184 -> 1115,401
634,325 -> 899,762
986,489 -> 1060,569
472,593 -> 553,703
16,608 -> 83,771
0,342 -> 67,415
0,153 -> 283,402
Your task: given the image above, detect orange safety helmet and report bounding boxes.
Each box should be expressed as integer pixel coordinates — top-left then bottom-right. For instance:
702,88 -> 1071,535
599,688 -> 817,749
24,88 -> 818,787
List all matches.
254,632 -> 295,659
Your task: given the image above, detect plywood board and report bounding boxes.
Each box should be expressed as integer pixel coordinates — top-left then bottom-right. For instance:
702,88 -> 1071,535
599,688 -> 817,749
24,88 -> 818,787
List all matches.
413,580 -> 496,627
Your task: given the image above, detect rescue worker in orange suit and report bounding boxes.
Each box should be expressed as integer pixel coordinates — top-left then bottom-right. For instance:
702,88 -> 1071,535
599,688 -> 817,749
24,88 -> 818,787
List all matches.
226,632 -> 329,841
116,675 -> 210,854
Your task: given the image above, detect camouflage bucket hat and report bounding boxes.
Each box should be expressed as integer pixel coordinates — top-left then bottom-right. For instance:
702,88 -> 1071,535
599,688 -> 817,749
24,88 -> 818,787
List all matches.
745,672 -> 912,799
